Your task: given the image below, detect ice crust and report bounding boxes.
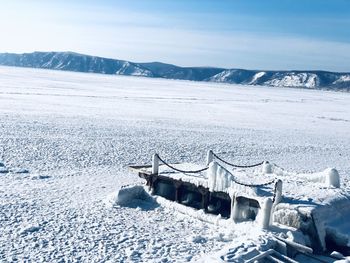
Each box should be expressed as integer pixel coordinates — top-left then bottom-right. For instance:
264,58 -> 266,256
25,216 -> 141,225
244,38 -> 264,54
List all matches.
208,161 -> 233,193
1,66 -> 350,262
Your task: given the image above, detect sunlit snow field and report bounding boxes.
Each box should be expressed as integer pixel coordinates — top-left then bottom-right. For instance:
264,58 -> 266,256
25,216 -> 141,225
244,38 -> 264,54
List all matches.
1,66 -> 350,262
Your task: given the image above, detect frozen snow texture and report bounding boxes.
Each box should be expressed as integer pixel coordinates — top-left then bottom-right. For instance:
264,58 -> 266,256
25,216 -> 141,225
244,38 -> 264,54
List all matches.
0,66 -> 350,261
0,166 -> 8,173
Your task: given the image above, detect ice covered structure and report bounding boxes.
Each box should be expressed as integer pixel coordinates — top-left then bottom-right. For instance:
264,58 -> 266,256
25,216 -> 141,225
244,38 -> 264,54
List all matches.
207,161 -> 279,229
130,155 -> 281,230
267,163 -> 341,188
128,151 -> 350,254
265,164 -> 349,253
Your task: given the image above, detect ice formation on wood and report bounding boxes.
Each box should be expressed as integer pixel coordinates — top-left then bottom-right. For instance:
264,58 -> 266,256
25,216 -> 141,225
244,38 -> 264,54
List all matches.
208,161 -> 233,192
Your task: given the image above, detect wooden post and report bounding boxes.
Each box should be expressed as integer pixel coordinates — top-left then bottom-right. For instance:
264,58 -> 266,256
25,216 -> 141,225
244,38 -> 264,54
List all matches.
206,150 -> 214,165
152,153 -> 159,175
174,181 -> 182,203
201,191 -> 209,212
150,177 -> 157,195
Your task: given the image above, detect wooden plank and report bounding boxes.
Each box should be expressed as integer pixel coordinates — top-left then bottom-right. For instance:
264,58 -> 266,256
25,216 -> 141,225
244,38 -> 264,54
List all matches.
128,165 -> 152,174
245,249 -> 275,263
272,250 -> 299,263
129,163 -> 181,174
266,254 -> 285,263
273,235 -> 313,255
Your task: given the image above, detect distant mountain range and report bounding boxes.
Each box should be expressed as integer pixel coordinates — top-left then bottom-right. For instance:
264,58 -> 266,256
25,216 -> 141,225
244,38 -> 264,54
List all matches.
0,51 -> 349,90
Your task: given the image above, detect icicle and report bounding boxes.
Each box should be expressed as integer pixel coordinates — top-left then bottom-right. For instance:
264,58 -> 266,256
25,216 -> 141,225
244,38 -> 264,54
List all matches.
208,161 -> 218,191
231,192 -> 240,222
207,161 -> 233,192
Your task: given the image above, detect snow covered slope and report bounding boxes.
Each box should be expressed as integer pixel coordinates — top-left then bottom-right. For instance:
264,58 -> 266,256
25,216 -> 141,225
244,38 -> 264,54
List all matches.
0,66 -> 350,262
0,52 -> 154,77
0,51 -> 349,90
208,69 -> 350,90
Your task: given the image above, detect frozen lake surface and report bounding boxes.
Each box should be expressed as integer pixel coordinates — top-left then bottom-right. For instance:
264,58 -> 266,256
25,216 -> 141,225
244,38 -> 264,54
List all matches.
0,66 -> 350,262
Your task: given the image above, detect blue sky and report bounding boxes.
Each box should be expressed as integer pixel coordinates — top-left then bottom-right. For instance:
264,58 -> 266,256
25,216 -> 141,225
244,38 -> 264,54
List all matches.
1,0 -> 350,71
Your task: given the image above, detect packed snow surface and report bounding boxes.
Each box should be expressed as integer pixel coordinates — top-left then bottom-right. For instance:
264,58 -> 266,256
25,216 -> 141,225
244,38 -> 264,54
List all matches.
1,66 -> 350,262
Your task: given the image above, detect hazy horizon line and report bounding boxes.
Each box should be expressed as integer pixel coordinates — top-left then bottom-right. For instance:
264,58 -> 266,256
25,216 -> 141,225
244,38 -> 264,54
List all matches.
1,50 -> 350,74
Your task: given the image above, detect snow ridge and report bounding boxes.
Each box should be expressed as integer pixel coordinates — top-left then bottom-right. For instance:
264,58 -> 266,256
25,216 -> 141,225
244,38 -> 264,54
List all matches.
0,51 -> 349,90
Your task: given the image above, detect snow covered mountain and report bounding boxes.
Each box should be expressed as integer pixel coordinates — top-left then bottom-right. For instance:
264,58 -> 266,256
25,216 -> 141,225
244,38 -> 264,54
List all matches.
140,62 -> 224,81
208,69 -> 350,90
0,52 -> 154,77
0,51 -> 349,90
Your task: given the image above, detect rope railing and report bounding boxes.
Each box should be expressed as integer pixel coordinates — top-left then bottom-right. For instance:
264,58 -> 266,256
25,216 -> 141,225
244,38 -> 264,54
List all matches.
212,152 -> 264,168
156,154 -> 274,186
156,154 -> 209,174
155,151 -> 266,174
225,169 -> 278,202
272,180 -> 278,203
225,169 -> 276,188
155,153 -> 279,201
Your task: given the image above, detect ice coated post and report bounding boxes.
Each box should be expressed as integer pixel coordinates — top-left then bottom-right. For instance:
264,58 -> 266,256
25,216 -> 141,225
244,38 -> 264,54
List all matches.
326,168 -> 340,188
262,161 -> 272,174
231,192 -> 240,222
206,150 -> 214,166
274,180 -> 283,204
152,153 -> 159,174
260,198 -> 273,229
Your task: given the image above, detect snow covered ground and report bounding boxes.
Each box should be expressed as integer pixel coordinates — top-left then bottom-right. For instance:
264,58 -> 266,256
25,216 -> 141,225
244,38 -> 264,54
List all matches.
0,66 -> 350,262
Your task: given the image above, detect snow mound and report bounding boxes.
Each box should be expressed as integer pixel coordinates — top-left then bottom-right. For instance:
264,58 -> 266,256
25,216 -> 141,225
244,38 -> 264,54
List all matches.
334,258 -> 350,263
268,164 -> 340,188
106,185 -> 157,210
